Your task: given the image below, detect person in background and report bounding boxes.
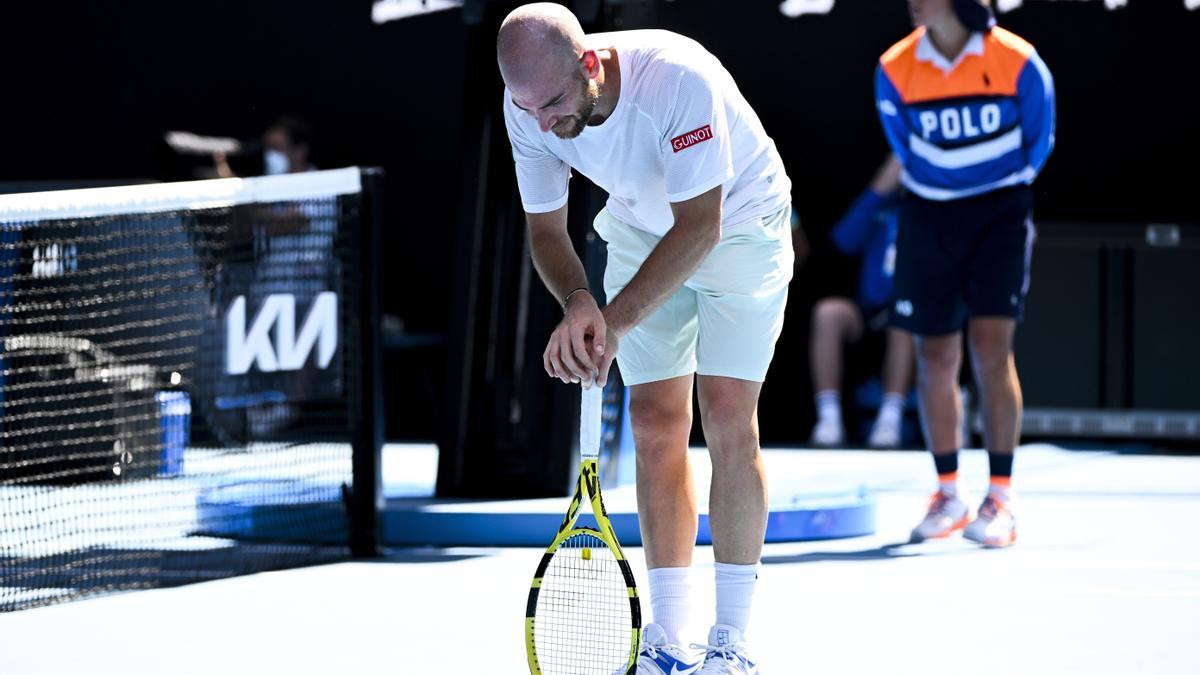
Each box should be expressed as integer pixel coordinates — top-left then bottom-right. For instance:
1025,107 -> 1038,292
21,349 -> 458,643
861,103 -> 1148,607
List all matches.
214,116 -> 315,178
809,154 -> 913,449
875,0 -> 1055,547
212,115 -> 321,438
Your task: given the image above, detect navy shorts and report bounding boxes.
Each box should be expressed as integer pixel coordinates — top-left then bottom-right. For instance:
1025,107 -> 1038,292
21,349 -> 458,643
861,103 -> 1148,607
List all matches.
890,186 -> 1035,336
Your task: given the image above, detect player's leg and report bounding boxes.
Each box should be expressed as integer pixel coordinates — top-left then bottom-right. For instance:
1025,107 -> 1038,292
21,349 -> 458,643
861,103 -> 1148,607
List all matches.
809,297 -> 865,446
687,206 -> 793,674
592,207 -> 704,671
695,375 -> 765,673
868,326 -> 914,448
698,375 -> 767,568
630,377 -> 699,570
963,318 -> 1021,545
962,187 -> 1034,547
967,318 -> 1020,458
907,333 -> 971,540
915,335 -> 964,455
890,193 -> 971,541
628,376 -> 706,673
881,327 -> 915,397
689,204 -> 791,576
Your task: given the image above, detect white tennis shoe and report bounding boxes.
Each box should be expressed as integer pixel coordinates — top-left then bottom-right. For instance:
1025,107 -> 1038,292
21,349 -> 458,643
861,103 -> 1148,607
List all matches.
809,417 -> 844,447
866,417 -> 901,448
637,623 -> 702,675
693,624 -> 759,674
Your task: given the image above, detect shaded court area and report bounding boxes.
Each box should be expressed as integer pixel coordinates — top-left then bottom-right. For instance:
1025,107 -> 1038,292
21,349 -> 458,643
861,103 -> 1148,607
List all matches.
2,443 -> 1197,674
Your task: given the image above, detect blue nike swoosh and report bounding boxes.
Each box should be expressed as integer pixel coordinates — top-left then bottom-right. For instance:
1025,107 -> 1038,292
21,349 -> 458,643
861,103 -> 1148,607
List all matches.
654,653 -> 698,675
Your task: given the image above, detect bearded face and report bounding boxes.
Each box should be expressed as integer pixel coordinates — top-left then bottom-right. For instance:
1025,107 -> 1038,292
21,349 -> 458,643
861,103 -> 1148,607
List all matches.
550,74 -> 600,139
508,64 -> 602,140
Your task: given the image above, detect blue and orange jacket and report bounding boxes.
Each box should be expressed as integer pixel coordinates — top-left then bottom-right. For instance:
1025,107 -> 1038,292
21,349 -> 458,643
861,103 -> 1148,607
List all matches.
875,27 -> 1055,201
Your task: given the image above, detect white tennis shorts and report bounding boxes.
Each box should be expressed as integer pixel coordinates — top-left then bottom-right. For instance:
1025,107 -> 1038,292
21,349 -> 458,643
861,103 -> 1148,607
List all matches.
593,205 -> 793,386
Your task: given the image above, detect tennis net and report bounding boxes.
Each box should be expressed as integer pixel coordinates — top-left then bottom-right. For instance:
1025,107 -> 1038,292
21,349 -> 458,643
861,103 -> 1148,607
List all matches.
0,167 -> 383,611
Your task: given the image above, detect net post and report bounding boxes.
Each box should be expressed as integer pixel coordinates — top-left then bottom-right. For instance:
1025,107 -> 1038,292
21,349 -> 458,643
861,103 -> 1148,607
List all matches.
349,167 -> 386,557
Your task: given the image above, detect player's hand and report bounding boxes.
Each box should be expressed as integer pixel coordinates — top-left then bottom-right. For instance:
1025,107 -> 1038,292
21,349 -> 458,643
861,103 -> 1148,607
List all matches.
544,290 -> 603,387
594,321 -> 619,389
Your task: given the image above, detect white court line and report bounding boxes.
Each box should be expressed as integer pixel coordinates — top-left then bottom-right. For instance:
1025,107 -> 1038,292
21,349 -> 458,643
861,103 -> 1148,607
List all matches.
801,584 -> 1200,600
852,551 -> 1200,573
999,559 -> 1200,573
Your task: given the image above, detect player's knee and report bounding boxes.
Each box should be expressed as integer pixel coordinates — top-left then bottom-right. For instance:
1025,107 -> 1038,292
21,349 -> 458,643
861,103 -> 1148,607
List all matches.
628,397 -> 691,451
812,297 -> 856,332
699,397 -> 757,458
970,344 -> 1012,375
968,334 -> 1012,374
917,341 -> 960,375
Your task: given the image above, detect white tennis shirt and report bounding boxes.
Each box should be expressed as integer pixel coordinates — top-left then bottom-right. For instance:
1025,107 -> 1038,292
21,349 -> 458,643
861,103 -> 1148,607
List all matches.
503,30 -> 791,237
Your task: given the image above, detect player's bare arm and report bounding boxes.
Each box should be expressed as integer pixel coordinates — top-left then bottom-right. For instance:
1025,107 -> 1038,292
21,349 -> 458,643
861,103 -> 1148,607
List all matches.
526,203 -> 605,386
597,184 -> 724,385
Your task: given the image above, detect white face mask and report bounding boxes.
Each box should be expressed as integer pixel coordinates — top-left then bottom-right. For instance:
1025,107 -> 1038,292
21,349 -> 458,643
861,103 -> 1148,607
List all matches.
264,149 -> 290,175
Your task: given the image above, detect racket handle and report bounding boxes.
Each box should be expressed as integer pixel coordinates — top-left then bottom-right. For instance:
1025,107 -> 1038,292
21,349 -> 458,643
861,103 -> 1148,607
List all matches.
580,383 -> 604,461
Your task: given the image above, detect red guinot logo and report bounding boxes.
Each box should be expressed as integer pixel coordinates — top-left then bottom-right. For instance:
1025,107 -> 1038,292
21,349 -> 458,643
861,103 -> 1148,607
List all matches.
671,125 -> 714,153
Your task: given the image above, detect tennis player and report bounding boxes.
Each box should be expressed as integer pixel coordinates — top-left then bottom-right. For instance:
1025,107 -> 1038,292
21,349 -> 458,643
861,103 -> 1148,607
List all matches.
875,0 -> 1055,547
497,5 -> 793,673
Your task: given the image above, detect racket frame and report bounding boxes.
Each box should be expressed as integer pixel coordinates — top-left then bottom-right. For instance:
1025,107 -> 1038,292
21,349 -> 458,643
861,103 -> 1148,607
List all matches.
525,385 -> 641,675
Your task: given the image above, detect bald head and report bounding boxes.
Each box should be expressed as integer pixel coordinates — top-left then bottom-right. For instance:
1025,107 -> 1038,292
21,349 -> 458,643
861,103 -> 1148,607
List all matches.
497,3 -> 586,87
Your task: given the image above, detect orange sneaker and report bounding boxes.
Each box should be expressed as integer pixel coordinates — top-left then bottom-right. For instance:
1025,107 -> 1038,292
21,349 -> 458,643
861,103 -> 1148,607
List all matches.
963,494 -> 1017,548
910,491 -> 970,543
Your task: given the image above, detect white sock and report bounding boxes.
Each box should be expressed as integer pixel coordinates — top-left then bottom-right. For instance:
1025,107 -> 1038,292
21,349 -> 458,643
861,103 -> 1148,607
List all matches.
648,566 -> 692,645
876,392 -> 905,427
938,476 -> 958,496
988,483 -> 1012,502
714,562 -> 758,636
815,390 -> 841,425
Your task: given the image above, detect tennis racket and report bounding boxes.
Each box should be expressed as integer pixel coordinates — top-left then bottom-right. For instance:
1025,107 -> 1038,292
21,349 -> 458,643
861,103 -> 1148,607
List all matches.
526,383 -> 641,675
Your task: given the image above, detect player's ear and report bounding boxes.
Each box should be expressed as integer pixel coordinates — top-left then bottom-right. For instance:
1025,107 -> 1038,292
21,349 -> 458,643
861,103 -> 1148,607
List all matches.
580,50 -> 600,79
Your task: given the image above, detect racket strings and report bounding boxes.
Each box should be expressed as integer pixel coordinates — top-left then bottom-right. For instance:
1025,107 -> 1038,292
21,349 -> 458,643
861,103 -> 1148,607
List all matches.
534,532 -> 634,674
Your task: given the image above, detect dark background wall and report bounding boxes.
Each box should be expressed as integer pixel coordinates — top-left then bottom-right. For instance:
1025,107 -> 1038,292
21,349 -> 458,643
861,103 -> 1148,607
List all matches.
3,1 -> 1197,442
3,0 -> 466,337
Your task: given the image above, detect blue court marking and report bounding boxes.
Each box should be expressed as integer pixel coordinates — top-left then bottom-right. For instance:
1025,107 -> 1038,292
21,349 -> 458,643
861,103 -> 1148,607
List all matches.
195,486 -> 876,546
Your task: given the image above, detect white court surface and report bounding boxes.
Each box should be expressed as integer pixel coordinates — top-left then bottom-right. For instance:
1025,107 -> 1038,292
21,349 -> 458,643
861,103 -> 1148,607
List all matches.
2,444 -> 1199,674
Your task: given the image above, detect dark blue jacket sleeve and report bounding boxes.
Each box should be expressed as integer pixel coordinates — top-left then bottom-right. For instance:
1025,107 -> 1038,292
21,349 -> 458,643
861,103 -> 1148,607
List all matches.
1018,51 -> 1056,177
875,65 -> 911,167
831,189 -> 885,255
